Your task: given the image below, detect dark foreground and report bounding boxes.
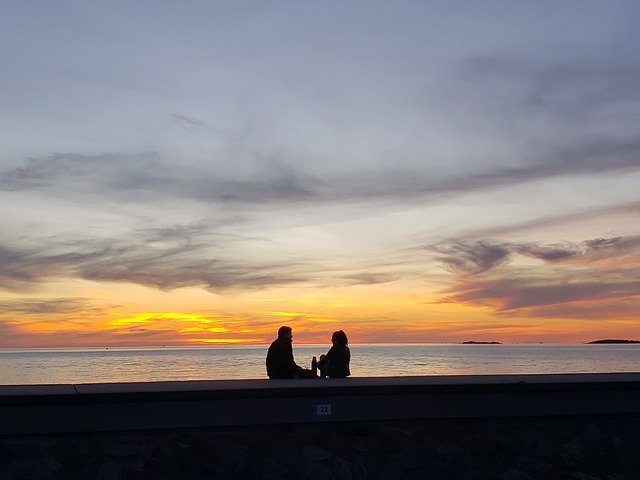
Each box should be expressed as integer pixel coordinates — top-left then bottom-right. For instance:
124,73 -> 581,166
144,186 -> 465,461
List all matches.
2,374 -> 639,479
2,414 -> 639,480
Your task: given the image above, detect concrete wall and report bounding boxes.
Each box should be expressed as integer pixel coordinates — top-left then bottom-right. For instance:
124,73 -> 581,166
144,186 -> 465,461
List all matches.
2,373 -> 640,435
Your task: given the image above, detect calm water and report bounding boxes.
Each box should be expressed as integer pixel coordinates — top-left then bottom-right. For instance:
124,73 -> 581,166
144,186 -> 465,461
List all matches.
1,344 -> 639,385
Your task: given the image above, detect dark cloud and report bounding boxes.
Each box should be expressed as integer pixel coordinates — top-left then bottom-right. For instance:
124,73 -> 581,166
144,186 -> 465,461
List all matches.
430,240 -> 510,275
0,244 -> 62,291
0,152 -> 161,191
427,136 -> 640,198
342,272 -> 401,285
433,234 -> 640,319
514,243 -> 580,262
516,244 -> 580,262
3,134 -> 640,208
584,236 -> 640,254
0,298 -> 103,315
319,135 -> 640,203
0,225 -> 311,293
170,113 -> 207,130
0,151 -> 322,204
432,234 -> 640,276
449,274 -> 640,315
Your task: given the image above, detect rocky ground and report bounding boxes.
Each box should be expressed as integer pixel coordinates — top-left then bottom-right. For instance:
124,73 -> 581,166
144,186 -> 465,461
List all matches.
1,414 -> 639,480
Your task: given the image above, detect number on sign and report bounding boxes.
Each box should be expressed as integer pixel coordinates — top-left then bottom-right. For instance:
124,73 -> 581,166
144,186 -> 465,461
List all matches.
314,404 -> 332,415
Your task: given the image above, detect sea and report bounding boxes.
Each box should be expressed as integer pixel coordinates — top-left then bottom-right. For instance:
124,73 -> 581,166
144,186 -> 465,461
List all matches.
1,344 -> 639,385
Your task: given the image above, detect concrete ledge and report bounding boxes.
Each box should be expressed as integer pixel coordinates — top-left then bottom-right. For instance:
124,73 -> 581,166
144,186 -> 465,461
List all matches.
2,373 -> 640,435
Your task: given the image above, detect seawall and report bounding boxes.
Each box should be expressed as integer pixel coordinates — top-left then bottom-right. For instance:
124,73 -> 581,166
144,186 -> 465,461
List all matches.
2,373 -> 640,479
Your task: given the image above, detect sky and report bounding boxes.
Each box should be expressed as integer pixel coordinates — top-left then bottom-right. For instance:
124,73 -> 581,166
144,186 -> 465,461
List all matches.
1,1 -> 640,347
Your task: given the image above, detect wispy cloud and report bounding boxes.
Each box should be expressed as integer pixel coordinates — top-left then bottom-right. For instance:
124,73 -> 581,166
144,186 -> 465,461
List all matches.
0,298 -> 106,315
0,152 -> 321,204
430,240 -> 511,275
461,54 -> 640,117
432,235 -> 640,272
449,275 -> 640,313
0,152 -> 160,192
0,224 -> 312,292
431,235 -> 640,319
475,200 -> 640,238
170,113 -> 207,130
342,272 -> 401,286
3,135 -> 640,207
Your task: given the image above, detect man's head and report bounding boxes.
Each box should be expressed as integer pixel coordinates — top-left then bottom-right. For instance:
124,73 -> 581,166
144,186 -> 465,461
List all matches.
277,325 -> 293,340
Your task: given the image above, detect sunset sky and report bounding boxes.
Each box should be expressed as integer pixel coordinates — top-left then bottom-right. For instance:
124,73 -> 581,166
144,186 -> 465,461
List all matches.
1,2 -> 640,347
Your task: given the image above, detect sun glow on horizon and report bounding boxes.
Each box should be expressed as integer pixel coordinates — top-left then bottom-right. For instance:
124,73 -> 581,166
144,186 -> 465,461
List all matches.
0,272 -> 638,348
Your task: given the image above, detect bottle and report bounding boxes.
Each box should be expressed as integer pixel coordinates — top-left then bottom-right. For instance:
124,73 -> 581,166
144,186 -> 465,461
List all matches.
311,356 -> 318,377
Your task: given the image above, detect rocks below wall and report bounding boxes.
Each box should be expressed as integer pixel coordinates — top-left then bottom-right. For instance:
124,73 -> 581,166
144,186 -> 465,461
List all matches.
1,414 -> 639,480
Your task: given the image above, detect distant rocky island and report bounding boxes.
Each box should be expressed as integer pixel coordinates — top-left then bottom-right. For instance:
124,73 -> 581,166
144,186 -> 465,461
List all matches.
462,341 -> 502,344
587,339 -> 640,344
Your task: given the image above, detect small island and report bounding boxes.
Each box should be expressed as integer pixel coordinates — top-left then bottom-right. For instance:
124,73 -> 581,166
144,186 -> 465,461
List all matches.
462,341 -> 502,345
587,339 -> 640,344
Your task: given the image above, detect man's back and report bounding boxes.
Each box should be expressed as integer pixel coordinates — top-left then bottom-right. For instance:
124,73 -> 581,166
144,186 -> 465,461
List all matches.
266,336 -> 297,379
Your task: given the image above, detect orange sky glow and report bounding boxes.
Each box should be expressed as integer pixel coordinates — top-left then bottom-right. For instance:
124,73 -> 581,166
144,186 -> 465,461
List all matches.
2,275 -> 638,348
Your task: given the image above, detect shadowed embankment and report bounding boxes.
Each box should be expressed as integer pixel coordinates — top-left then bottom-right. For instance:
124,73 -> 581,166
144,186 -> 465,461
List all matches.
1,373 -> 639,479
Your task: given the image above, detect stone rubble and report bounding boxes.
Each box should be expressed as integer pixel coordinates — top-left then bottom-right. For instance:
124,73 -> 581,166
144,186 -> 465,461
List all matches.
0,414 -> 639,479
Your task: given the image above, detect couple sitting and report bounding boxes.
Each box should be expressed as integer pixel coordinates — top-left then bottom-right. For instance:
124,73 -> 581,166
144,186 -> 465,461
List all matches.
266,326 -> 351,379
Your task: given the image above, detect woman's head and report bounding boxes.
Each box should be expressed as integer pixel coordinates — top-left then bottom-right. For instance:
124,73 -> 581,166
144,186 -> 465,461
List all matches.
331,330 -> 348,346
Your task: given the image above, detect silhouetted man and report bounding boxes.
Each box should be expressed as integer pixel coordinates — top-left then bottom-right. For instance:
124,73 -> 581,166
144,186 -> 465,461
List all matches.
266,326 -> 316,379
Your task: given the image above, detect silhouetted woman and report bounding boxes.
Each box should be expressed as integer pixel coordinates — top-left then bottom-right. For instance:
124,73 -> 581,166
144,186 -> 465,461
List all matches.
318,330 -> 351,378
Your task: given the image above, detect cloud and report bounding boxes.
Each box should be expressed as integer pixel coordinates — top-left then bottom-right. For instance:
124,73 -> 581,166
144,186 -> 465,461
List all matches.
523,236 -> 640,264
431,235 -> 640,319
0,152 -> 161,191
170,113 -> 207,130
475,200 -> 640,238
342,272 -> 401,285
514,243 -> 580,262
522,299 -> 640,320
584,236 -> 640,254
432,234 -> 640,274
0,298 -> 104,315
0,244 -> 62,291
450,275 -> 640,312
3,134 -> 640,208
0,151 -> 321,204
318,135 -> 640,205
0,224 -> 312,293
426,136 -> 640,198
460,54 -> 640,121
430,240 -> 510,275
